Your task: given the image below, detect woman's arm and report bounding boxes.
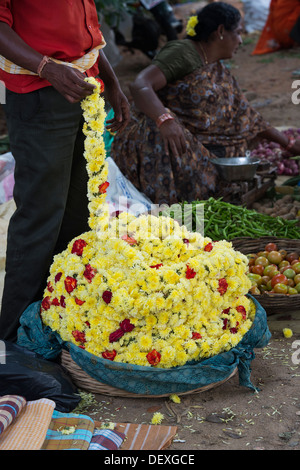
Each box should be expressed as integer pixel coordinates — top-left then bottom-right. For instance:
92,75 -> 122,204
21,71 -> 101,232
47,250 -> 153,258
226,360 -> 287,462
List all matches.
257,126 -> 300,155
130,65 -> 187,156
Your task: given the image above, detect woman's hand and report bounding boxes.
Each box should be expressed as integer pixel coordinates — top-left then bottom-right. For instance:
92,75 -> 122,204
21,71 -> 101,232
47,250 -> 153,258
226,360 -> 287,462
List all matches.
159,119 -> 187,157
290,138 -> 300,156
41,61 -> 96,103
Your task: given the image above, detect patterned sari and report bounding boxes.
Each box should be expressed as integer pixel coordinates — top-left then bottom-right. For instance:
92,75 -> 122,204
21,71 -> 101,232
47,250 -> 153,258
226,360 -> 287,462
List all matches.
111,60 -> 269,205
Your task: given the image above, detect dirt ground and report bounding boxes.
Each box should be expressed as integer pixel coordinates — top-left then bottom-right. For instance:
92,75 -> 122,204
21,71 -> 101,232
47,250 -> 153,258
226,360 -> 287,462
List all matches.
77,1 -> 300,453
1,0 -> 300,453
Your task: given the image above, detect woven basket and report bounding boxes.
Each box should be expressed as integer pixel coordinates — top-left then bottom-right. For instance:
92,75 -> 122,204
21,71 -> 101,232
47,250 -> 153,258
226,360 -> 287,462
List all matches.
231,236 -> 300,315
60,349 -> 237,398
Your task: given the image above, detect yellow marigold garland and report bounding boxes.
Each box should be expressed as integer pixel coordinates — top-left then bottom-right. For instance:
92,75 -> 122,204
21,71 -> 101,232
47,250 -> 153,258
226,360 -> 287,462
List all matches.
40,78 -> 255,369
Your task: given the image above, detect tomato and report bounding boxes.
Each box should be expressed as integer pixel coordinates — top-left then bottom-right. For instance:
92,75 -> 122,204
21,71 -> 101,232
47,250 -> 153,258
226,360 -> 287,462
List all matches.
279,249 -> 287,259
252,264 -> 265,276
286,252 -> 300,264
295,283 -> 300,293
267,251 -> 282,265
250,286 -> 260,295
265,242 -> 278,252
255,256 -> 269,267
287,279 -> 295,287
259,284 -> 269,292
257,251 -> 269,258
271,273 -> 288,288
279,265 -> 292,273
247,273 -> 262,285
261,275 -> 271,285
263,265 -> 279,277
288,287 -> 298,295
283,268 -> 296,279
266,280 -> 273,291
279,260 -> 290,269
294,274 -> 300,285
247,253 -> 257,267
274,283 -> 288,294
291,262 -> 300,274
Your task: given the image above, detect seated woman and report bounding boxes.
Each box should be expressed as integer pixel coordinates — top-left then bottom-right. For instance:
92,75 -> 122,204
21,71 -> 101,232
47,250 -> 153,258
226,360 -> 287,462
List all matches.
253,0 -> 300,55
111,1 -> 300,205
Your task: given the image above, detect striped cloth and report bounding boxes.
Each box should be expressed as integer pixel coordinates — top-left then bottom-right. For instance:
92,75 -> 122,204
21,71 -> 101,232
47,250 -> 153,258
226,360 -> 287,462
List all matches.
42,410 -> 95,450
0,395 -> 27,436
89,429 -> 125,450
0,398 -> 55,450
0,43 -> 105,76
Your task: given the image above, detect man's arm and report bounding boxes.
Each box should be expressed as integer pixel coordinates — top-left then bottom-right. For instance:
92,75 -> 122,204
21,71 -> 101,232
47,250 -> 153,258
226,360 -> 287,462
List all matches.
0,21 -> 96,102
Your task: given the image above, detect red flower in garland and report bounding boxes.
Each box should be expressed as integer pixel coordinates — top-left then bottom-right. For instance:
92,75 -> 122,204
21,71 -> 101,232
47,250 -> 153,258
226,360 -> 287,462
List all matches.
222,318 -> 228,330
146,349 -> 161,366
109,328 -> 124,343
230,327 -> 238,334
192,332 -> 202,340
236,305 -> 246,319
55,272 -> 62,283
83,264 -> 97,283
51,297 -> 60,306
121,234 -> 137,245
47,281 -> 54,293
186,264 -> 196,279
72,330 -> 86,344
98,181 -> 109,194
222,307 -> 230,315
71,239 -> 87,256
102,349 -> 117,361
204,242 -> 213,252
218,278 -> 228,295
102,290 -> 112,304
64,276 -> 77,293
150,263 -> 163,269
60,296 -> 66,308
96,77 -> 105,93
75,297 -> 85,306
41,296 -> 51,311
119,319 -> 135,332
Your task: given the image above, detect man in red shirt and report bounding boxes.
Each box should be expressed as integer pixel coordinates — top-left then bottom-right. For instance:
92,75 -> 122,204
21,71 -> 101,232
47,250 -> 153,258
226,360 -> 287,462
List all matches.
0,1 -> 130,341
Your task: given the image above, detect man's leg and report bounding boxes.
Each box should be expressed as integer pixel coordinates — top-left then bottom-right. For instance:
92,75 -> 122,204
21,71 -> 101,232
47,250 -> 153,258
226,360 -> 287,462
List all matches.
0,86 -> 87,341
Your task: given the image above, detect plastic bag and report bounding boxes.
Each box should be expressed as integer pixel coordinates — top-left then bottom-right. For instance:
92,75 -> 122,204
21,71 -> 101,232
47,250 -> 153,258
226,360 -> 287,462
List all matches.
0,152 -> 15,204
17,296 -> 271,395
106,156 -> 153,216
241,0 -> 271,33
0,341 -> 81,412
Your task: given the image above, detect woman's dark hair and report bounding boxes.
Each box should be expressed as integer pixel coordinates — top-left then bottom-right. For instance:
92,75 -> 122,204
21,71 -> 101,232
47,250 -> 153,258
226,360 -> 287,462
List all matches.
187,2 -> 241,42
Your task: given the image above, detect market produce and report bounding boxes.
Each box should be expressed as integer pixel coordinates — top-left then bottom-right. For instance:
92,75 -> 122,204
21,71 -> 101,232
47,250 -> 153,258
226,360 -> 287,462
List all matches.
252,195 -> 300,221
247,242 -> 300,296
250,128 -> 300,176
40,78 -> 256,369
163,198 -> 300,241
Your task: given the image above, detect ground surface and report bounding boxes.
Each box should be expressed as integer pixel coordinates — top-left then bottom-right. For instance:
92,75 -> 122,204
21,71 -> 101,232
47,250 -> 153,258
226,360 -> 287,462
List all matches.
71,1 -> 300,452
1,0 -> 300,452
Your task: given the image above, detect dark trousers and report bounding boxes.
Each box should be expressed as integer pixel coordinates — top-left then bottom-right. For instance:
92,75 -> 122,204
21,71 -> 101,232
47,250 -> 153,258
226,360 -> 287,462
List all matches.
0,86 -> 90,341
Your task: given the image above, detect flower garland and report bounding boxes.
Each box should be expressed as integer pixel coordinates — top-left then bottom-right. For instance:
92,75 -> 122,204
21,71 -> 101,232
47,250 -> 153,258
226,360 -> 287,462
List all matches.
186,15 -> 198,37
40,78 -> 255,369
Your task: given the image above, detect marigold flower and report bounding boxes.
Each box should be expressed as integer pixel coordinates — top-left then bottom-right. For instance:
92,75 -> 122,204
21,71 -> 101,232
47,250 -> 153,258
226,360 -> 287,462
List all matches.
71,239 -> 87,256
102,349 -> 117,361
146,349 -> 161,366
186,264 -> 196,279
151,412 -> 164,425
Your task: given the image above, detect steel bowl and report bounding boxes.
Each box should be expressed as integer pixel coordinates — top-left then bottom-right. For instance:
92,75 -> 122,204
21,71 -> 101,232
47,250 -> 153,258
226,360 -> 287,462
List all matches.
211,156 -> 260,181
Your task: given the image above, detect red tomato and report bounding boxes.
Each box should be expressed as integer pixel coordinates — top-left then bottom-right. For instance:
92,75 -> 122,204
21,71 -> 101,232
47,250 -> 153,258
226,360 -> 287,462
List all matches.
265,242 -> 278,252
286,252 -> 300,263
252,265 -> 265,276
271,273 -> 288,288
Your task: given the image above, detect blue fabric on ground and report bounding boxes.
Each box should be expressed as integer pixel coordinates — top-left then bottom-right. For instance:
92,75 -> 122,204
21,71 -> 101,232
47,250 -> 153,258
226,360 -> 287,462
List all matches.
17,295 -> 271,395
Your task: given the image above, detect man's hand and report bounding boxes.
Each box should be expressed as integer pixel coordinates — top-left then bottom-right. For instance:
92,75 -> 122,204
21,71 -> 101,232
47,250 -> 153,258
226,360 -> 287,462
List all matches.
104,83 -> 130,133
42,61 -> 96,103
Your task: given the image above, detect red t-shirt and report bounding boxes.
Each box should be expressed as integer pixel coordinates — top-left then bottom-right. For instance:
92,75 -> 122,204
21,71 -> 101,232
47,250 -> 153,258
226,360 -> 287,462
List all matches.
0,0 -> 105,93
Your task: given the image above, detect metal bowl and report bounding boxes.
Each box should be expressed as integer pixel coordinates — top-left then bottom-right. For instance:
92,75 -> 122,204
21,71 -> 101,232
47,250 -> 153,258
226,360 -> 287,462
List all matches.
211,156 -> 260,182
